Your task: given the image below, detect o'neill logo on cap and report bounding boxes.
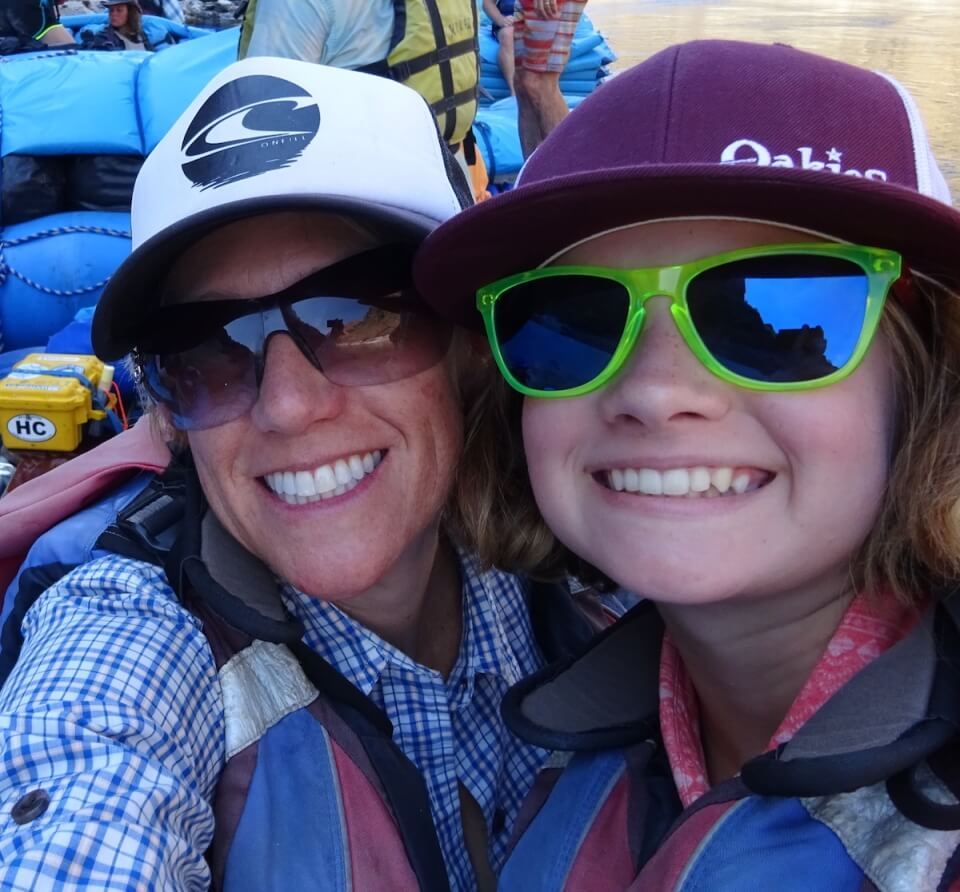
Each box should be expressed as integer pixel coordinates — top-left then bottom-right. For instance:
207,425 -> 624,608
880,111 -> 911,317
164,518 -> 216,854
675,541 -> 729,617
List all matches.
720,139 -> 889,181
181,74 -> 321,190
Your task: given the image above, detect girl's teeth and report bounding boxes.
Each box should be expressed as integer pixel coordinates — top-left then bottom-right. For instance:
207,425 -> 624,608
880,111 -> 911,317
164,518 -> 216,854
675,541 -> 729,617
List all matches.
266,451 -> 384,505
662,469 -> 689,496
712,466 -> 733,494
604,465 -> 766,498
690,466 -> 711,493
638,469 -> 662,495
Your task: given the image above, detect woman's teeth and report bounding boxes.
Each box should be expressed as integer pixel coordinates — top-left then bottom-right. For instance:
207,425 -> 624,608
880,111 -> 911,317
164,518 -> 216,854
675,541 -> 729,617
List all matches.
265,450 -> 383,505
604,466 -> 764,498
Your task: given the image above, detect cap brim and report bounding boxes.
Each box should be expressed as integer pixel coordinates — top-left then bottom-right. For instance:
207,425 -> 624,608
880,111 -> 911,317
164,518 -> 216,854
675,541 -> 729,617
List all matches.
414,164 -> 960,329
93,194 -> 441,360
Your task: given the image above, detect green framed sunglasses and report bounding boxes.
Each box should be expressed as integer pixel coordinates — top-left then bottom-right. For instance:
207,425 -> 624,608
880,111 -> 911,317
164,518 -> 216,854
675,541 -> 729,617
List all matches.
476,243 -> 902,398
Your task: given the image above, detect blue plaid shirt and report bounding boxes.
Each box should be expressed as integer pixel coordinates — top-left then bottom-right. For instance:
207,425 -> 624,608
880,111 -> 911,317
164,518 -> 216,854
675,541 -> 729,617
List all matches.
0,548 -> 547,890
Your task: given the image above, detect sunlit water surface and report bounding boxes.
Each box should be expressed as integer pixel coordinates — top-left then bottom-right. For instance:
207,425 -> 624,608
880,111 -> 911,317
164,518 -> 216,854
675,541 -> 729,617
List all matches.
588,0 -> 960,197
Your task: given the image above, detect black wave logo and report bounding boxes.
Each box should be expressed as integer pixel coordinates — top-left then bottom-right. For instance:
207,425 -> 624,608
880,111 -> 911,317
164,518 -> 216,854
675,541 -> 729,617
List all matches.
181,75 -> 321,190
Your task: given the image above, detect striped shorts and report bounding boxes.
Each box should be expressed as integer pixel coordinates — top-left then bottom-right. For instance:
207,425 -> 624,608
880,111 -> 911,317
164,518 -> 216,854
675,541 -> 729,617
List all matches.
514,0 -> 588,73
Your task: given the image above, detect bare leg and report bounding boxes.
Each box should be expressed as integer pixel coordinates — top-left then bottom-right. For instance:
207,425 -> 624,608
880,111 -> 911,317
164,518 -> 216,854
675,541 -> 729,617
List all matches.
498,26 -> 516,95
515,68 -> 542,159
515,68 -> 568,158
534,70 -> 568,135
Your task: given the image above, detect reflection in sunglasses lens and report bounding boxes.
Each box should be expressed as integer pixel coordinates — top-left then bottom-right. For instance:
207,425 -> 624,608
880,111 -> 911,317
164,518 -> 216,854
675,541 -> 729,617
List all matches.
687,256 -> 868,383
495,275 -> 630,391
148,293 -> 451,429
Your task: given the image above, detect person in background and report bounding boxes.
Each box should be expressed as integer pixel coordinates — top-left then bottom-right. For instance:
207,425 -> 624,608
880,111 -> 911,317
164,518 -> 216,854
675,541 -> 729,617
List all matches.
238,0 -> 479,151
81,0 -> 152,50
415,39 -> 960,890
513,0 -> 586,158
0,0 -> 74,47
482,0 -> 515,95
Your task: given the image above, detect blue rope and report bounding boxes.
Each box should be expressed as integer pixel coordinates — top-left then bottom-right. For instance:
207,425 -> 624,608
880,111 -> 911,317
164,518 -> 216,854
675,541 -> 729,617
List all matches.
0,225 -> 131,298
0,48 -> 78,65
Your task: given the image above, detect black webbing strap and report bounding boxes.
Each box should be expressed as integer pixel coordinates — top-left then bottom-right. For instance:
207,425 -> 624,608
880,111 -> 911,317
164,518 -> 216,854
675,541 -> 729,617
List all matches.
288,641 -> 451,892
430,85 -> 478,118
95,463 -> 190,566
154,467 -> 449,888
386,36 -> 477,82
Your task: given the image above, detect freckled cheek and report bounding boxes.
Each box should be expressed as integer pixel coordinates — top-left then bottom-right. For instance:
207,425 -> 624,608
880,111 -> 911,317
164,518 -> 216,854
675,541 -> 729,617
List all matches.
776,401 -> 893,519
521,398 -> 584,513
398,373 -> 465,492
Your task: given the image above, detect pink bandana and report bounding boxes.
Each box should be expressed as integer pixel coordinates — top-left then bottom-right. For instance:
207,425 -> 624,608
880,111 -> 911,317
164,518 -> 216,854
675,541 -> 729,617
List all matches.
658,593 -> 925,807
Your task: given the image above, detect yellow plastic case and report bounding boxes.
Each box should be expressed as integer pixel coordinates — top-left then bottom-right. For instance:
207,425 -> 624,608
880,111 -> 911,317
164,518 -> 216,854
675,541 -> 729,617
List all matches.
0,353 -> 111,452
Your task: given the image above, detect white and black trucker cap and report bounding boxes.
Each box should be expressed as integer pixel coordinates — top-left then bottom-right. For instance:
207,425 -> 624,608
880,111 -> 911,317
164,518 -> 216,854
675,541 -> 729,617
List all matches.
93,55 -> 470,360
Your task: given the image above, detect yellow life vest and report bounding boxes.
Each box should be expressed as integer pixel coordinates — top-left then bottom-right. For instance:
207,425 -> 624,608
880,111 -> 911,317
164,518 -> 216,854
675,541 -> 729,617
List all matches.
382,0 -> 479,147
238,0 -> 479,147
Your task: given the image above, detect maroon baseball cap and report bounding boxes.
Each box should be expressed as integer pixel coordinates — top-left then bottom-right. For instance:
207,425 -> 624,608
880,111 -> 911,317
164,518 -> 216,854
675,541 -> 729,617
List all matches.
414,39 -> 960,328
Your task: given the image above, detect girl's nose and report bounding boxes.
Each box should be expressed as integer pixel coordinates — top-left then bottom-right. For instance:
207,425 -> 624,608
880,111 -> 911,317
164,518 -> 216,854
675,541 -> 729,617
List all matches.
595,299 -> 734,428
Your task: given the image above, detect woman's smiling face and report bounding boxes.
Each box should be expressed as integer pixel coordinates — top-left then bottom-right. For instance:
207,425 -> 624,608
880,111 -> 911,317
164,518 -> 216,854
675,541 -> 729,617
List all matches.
521,219 -> 897,606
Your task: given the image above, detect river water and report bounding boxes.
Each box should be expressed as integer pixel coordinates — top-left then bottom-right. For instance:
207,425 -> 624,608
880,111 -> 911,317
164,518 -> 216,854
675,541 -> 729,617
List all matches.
587,0 -> 960,197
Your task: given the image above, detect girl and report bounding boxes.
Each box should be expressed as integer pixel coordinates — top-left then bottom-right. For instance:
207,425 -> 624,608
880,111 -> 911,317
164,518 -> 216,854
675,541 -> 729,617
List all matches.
415,40 -> 960,890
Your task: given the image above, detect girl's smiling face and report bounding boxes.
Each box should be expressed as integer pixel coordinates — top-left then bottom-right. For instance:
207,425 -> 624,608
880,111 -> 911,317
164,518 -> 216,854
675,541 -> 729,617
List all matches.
521,219 -> 898,606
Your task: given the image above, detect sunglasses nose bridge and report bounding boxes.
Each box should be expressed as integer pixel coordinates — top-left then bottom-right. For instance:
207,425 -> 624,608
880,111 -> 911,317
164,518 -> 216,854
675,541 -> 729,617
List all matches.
627,266 -> 686,310
261,305 -> 325,376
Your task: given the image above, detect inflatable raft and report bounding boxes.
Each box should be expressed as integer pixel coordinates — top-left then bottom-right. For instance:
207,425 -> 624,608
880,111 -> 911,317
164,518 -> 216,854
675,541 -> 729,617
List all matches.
0,14 -> 614,356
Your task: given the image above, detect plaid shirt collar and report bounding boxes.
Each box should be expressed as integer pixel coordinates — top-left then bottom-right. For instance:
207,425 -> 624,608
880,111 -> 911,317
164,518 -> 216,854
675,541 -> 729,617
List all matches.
280,545 -> 532,703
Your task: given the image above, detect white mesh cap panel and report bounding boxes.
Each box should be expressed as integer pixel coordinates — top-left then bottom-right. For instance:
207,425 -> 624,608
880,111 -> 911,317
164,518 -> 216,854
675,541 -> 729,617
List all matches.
877,71 -> 953,206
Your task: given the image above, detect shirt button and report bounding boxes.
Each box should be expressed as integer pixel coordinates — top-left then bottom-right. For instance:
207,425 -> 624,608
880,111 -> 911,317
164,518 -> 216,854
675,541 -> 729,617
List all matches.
11,789 -> 50,825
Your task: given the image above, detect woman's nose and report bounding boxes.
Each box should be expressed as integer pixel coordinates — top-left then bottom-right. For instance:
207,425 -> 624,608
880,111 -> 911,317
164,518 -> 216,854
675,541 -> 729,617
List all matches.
595,299 -> 734,428
249,333 -> 347,433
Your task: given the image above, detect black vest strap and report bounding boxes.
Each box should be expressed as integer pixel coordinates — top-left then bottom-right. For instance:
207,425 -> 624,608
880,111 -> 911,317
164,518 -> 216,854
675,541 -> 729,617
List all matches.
154,467 -> 450,889
289,641 -> 450,892
386,35 -> 477,82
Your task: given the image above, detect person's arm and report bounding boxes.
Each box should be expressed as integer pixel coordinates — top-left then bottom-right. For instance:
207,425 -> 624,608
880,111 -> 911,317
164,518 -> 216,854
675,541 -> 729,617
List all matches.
532,0 -> 561,19
0,558 -> 224,890
482,0 -> 510,28
241,0 -> 334,64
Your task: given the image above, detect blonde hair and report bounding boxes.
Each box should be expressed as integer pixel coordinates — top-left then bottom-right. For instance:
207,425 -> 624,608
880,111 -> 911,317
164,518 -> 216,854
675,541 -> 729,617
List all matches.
452,277 -> 960,601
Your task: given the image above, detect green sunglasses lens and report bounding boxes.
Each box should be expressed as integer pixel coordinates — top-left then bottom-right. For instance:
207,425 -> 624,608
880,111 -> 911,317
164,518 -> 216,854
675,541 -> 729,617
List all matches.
687,254 -> 869,384
493,274 -> 630,391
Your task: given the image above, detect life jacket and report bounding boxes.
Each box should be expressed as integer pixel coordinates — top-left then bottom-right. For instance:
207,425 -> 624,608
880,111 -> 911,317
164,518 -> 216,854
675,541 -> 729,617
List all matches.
379,0 -> 479,146
0,430 -> 609,890
239,0 -> 479,146
497,600 -> 960,891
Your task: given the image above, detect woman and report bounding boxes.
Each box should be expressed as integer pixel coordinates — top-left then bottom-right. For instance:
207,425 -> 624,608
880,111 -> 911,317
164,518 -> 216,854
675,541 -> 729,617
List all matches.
0,58 -> 599,891
415,40 -> 960,889
89,0 -> 153,50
